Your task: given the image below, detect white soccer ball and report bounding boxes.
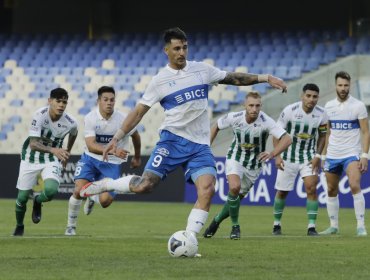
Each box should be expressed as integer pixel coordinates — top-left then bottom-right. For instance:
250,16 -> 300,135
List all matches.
167,230 -> 198,258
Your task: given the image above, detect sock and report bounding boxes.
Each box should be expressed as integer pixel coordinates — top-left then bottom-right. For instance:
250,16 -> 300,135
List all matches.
273,197 -> 286,225
214,203 -> 230,223
109,175 -> 135,194
36,179 -> 59,203
15,190 -> 31,226
353,192 -> 366,228
186,208 -> 208,234
66,196 -> 82,227
326,196 -> 339,228
306,199 -> 318,228
227,193 -> 240,226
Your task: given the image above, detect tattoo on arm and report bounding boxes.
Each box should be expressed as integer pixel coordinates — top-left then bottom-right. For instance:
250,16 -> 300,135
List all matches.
219,72 -> 258,86
29,137 -> 52,153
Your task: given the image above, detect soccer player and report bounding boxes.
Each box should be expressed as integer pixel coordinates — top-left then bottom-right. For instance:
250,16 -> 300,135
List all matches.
203,91 -> 292,239
12,88 -> 78,236
271,83 -> 328,236
65,86 -> 141,236
79,27 -> 287,246
320,71 -> 369,236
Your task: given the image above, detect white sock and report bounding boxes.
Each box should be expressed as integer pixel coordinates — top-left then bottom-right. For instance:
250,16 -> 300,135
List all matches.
186,208 -> 209,235
353,192 -> 366,228
67,196 -> 82,227
108,175 -> 135,194
326,196 -> 339,228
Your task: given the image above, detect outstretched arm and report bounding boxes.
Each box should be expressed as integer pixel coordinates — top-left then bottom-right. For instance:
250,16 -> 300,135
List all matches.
219,72 -> 287,93
130,130 -> 141,169
103,103 -> 150,160
258,133 -> 292,162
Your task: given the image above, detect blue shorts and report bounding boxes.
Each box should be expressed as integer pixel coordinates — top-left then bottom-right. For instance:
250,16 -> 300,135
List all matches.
145,130 -> 216,183
323,156 -> 359,175
74,153 -> 121,197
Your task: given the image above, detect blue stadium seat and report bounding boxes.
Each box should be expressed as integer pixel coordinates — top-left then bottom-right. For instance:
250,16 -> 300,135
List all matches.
213,99 -> 230,113
0,132 -> 7,141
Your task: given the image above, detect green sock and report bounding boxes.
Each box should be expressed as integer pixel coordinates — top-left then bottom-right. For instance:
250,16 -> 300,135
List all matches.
306,199 -> 318,225
215,203 -> 230,223
273,197 -> 286,223
15,190 -> 31,226
36,179 -> 59,203
228,193 -> 240,226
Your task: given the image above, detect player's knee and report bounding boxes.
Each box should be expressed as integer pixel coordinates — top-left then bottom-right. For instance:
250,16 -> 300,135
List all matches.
43,179 -> 59,201
229,184 -> 241,196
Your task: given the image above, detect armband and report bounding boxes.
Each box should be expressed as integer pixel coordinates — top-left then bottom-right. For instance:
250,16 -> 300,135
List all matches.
113,128 -> 126,141
257,74 -> 269,82
361,153 -> 369,159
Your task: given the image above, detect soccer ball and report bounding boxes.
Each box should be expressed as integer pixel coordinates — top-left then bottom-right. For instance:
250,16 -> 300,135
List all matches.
167,230 -> 198,258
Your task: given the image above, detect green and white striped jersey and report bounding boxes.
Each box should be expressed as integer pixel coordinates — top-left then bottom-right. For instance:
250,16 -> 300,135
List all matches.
21,106 -> 78,164
278,101 -> 328,164
218,110 -> 286,170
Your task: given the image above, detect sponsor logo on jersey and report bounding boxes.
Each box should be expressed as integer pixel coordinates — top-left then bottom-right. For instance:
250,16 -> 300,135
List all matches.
240,143 -> 258,150
160,84 -> 208,110
96,134 -> 113,144
65,114 -> 75,124
156,147 -> 170,157
330,120 -> 359,130
295,133 -> 314,140
32,119 -> 37,126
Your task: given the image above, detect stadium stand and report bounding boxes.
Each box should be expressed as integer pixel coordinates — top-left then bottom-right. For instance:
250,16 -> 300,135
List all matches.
0,29 -> 369,154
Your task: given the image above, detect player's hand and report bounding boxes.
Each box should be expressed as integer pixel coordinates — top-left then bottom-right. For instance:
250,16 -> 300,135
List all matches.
258,151 -> 274,163
359,158 -> 368,174
268,75 -> 287,93
114,148 -> 129,159
311,157 -> 321,174
275,156 -> 284,171
103,139 -> 118,161
130,156 -> 141,169
53,148 -> 70,162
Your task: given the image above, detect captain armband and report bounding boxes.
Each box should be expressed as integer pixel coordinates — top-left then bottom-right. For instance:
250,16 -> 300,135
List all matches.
318,124 -> 327,133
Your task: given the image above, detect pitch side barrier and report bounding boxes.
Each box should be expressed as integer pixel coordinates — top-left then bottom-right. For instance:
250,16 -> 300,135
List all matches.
185,157 -> 370,208
0,155 -> 184,202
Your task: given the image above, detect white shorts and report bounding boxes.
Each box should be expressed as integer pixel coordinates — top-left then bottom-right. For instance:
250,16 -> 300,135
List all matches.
16,160 -> 62,190
275,161 -> 316,191
225,159 -> 261,195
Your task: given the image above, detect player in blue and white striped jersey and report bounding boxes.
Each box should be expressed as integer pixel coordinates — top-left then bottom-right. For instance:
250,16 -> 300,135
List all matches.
80,27 -> 288,248
320,71 -> 369,236
12,88 -> 78,236
65,86 -> 141,236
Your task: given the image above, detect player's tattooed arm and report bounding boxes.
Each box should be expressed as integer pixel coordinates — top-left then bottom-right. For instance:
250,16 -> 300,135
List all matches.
219,72 -> 258,86
29,137 -> 53,153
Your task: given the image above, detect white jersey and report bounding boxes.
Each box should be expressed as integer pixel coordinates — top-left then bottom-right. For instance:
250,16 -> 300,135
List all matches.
278,101 -> 328,164
84,108 -> 137,164
218,110 -> 286,170
139,60 -> 227,145
22,106 -> 78,164
325,95 -> 368,158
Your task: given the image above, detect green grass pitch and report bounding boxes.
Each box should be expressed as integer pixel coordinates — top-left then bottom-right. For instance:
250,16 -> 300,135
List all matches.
0,198 -> 369,280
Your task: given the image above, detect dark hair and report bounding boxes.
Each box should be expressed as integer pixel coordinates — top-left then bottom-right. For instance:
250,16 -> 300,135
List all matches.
50,88 -> 68,99
97,86 -> 115,98
302,83 -> 320,93
163,27 -> 187,44
335,71 -> 351,82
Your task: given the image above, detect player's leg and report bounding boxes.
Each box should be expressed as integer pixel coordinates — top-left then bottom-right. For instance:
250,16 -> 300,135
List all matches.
272,162 -> 297,235
345,159 -> 367,236
227,174 -> 242,239
320,158 -> 342,235
301,169 -> 319,235
13,161 -> 40,236
66,179 -> 88,235
66,154 -> 97,235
